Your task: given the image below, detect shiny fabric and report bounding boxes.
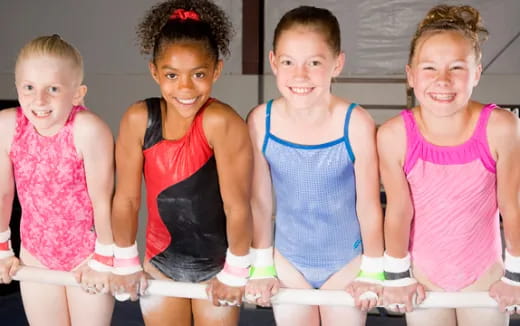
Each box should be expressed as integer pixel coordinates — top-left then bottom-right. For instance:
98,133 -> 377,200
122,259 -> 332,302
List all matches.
142,97 -> 227,282
263,100 -> 362,288
10,106 -> 95,271
403,104 -> 501,291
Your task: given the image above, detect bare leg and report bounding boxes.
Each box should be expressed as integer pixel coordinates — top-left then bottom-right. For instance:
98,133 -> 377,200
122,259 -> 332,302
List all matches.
141,295 -> 193,326
406,308 -> 457,326
67,286 -> 114,326
192,298 -> 240,326
456,308 -> 508,326
320,255 -> 365,326
19,247 -> 71,326
272,249 -> 320,326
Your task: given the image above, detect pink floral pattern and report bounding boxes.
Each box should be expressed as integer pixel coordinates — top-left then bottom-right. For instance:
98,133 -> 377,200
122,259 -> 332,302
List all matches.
9,106 -> 95,271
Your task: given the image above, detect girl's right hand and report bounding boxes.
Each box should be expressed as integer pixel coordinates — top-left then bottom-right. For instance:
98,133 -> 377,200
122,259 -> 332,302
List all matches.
382,282 -> 425,313
245,277 -> 280,307
0,256 -> 20,284
110,271 -> 148,301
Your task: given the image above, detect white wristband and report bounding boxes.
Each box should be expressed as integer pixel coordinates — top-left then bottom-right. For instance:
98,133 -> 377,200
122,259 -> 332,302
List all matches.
505,250 -> 520,273
384,252 -> 411,273
0,228 -> 14,259
250,246 -> 274,267
216,249 -> 250,287
88,240 -> 114,272
0,228 -> 11,242
356,255 -> 384,285
113,243 -> 142,275
94,240 -> 114,256
224,249 -> 250,268
360,255 -> 384,273
0,244 -> 14,259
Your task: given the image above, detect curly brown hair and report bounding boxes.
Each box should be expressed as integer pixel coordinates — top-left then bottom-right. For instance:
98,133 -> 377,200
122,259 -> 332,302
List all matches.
409,4 -> 489,64
137,0 -> 233,63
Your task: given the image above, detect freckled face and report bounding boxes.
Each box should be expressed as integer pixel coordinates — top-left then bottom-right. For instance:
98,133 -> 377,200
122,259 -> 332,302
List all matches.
269,26 -> 344,109
406,31 -> 482,117
15,55 -> 85,136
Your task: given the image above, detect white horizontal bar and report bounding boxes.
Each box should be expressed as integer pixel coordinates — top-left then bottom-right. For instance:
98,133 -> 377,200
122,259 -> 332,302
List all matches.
13,266 -> 498,308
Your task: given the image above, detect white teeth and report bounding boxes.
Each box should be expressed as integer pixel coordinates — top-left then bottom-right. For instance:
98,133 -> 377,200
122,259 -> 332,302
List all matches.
290,87 -> 312,94
431,93 -> 455,101
177,97 -> 197,104
33,110 -> 51,117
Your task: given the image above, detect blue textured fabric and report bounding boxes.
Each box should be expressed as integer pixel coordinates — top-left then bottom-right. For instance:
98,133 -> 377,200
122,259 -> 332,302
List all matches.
263,100 -> 362,289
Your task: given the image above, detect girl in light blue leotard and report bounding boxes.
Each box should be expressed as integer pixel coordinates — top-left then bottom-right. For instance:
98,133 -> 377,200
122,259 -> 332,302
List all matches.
245,5 -> 384,326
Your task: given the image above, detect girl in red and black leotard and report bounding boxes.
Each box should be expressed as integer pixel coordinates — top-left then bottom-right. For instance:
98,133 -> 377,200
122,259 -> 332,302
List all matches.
142,97 -> 227,282
110,1 -> 253,325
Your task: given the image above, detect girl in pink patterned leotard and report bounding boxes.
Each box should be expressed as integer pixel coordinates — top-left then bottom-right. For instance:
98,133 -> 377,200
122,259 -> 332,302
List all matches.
0,35 -> 115,325
378,4 -> 520,326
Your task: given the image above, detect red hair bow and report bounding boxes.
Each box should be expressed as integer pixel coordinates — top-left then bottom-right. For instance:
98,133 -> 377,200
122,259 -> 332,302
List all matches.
170,9 -> 200,21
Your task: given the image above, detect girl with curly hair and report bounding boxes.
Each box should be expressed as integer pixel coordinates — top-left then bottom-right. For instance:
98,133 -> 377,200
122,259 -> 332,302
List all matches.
110,1 -> 252,325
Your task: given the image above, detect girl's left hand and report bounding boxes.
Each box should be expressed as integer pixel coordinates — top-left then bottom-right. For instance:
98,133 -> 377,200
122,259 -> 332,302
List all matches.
489,279 -> 520,314
346,280 -> 383,311
206,277 -> 244,307
74,262 -> 111,295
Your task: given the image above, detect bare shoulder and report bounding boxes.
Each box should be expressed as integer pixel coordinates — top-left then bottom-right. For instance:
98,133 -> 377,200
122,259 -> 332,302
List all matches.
348,102 -> 376,129
74,109 -> 112,135
246,102 -> 267,129
377,112 -> 405,141
121,100 -> 148,128
0,108 -> 17,127
203,99 -> 247,130
0,108 -> 18,150
488,105 -> 520,141
376,111 -> 407,161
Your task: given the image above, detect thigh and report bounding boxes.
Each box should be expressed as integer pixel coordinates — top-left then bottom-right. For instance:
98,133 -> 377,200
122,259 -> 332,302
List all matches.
456,308 -> 508,326
406,308 -> 456,326
20,247 -> 70,326
320,305 -> 365,326
192,298 -> 239,326
140,295 -> 192,326
273,249 -> 320,326
67,286 -> 114,326
320,255 -> 364,326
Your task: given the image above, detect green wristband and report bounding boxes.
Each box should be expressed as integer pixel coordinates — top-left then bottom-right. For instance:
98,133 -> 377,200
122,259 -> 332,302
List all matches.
249,265 -> 277,278
357,270 -> 385,281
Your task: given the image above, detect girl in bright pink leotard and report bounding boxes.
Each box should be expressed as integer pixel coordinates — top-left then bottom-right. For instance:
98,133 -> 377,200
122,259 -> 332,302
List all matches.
0,35 -> 115,325
378,4 -> 520,326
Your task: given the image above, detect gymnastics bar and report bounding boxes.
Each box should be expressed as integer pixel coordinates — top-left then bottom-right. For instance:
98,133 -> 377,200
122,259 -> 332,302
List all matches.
13,266 -> 498,309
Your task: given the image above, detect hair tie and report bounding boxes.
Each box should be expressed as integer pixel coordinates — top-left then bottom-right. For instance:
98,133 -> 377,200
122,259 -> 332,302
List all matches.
169,9 -> 200,21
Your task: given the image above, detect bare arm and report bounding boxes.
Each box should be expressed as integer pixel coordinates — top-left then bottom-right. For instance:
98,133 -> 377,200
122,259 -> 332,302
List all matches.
489,109 -> 520,254
247,104 -> 274,249
205,102 -> 253,256
0,109 -> 16,232
377,116 -> 413,257
74,111 -> 114,244
349,107 -> 383,257
111,103 -> 147,246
